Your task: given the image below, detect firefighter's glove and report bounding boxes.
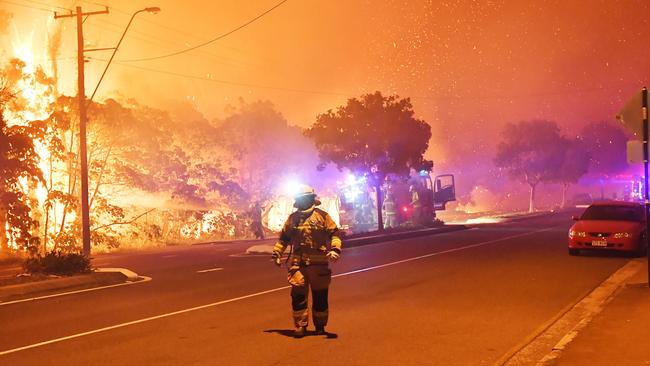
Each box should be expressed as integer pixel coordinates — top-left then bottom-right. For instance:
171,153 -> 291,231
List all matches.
326,250 -> 340,263
271,252 -> 282,267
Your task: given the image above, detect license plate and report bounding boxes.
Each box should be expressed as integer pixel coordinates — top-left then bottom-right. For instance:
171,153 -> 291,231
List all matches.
591,239 -> 608,247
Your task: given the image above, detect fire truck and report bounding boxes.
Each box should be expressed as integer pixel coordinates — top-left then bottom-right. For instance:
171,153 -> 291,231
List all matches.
337,169 -> 456,233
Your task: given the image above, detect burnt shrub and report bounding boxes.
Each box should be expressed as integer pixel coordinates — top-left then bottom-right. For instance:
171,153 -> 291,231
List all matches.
23,250 -> 92,276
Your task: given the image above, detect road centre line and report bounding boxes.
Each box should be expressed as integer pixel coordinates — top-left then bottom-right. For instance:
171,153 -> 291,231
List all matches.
196,268 -> 224,273
0,277 -> 152,307
0,227 -> 555,356
333,227 -> 555,278
229,253 -> 268,257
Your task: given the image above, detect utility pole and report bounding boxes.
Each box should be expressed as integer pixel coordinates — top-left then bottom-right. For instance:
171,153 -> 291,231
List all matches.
55,6 -> 109,257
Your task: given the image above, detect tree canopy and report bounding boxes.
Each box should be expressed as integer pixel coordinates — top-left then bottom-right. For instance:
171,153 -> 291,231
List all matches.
306,91 -> 431,175
494,120 -> 568,212
578,121 -> 628,178
305,91 -> 432,229
551,139 -> 591,207
215,99 -> 321,201
0,88 -> 43,252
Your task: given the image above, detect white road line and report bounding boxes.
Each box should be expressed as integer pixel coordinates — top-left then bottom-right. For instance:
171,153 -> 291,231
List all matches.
229,253 -> 268,258
0,277 -> 152,307
0,227 -> 553,356
196,268 -> 223,273
0,285 -> 290,356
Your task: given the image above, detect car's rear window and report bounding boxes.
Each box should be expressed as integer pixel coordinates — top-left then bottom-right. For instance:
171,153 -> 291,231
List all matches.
581,205 -> 644,221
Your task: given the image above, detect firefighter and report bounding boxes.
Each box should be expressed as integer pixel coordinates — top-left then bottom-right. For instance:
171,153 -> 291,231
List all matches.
383,191 -> 397,228
249,201 -> 265,239
410,184 -> 422,225
271,185 -> 342,338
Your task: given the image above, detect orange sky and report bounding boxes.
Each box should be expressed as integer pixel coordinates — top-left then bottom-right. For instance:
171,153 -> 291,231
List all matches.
1,0 -> 649,172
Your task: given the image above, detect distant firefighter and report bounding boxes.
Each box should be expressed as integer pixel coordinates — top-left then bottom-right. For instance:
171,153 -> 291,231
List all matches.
410,184 -> 422,225
249,201 -> 265,239
271,185 -> 342,338
383,191 -> 397,228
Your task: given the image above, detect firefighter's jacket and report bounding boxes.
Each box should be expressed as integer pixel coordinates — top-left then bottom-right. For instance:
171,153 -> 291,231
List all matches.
411,190 -> 421,207
383,198 -> 396,215
273,206 -> 342,266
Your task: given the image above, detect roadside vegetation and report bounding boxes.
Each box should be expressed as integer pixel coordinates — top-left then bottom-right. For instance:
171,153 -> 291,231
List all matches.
22,250 -> 91,276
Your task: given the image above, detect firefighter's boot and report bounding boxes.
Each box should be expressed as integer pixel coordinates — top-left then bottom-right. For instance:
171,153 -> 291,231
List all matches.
294,326 -> 306,338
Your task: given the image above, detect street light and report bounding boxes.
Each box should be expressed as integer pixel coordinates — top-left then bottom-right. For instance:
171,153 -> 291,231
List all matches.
89,6 -> 161,101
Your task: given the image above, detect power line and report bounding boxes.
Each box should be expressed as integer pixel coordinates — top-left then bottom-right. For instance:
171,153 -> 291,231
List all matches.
83,1 -> 202,40
87,56 -> 348,96
16,0 -> 70,11
85,57 -> 617,102
89,18 -> 260,69
0,0 -> 52,12
77,1 -> 268,69
80,0 -> 269,67
117,0 -> 289,62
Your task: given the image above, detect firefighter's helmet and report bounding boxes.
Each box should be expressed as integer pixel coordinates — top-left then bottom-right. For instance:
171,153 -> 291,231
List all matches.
294,184 -> 321,207
294,184 -> 316,199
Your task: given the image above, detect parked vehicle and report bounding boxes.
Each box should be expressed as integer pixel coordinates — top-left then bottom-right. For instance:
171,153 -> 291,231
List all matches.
568,201 -> 647,256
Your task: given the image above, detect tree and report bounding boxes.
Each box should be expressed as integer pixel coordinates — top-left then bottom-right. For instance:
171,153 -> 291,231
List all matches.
578,121 -> 629,199
494,120 -> 568,212
215,99 -> 320,202
305,91 -> 432,230
0,87 -> 44,253
552,140 -> 591,208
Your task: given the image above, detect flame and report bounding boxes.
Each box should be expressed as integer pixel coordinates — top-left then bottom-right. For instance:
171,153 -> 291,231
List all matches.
7,23 -> 55,124
34,141 -> 50,205
3,26 -> 59,252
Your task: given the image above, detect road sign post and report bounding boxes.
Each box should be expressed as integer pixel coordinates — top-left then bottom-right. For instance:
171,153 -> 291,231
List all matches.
617,87 -> 650,286
638,87 -> 650,286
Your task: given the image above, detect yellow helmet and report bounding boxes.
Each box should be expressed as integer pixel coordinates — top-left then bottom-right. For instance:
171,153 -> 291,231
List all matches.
293,184 -> 321,207
294,184 -> 316,199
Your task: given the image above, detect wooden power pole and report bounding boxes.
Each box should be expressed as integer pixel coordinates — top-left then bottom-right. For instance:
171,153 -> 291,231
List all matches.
54,6 -> 109,256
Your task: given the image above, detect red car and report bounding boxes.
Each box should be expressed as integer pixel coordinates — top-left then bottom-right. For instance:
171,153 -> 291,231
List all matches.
568,201 -> 647,256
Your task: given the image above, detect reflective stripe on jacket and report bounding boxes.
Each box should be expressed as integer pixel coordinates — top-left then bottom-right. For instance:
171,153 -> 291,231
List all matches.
273,207 -> 342,265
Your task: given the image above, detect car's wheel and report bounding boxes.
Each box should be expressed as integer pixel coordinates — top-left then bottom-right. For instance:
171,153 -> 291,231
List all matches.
568,248 -> 580,256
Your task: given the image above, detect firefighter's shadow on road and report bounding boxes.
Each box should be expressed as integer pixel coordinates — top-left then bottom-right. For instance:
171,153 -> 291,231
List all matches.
264,329 -> 338,339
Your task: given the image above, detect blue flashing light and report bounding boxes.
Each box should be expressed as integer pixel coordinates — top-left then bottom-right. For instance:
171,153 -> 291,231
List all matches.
345,174 -> 356,185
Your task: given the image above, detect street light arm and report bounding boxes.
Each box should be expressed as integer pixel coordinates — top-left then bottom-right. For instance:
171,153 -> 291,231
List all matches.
89,8 -> 158,102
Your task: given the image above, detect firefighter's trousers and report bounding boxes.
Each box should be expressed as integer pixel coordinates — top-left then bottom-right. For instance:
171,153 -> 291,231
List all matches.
288,264 -> 332,328
384,213 -> 397,228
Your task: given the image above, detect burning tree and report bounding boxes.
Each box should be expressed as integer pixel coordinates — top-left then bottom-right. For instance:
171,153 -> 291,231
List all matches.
2,54 -> 254,254
0,86 -> 44,253
305,91 -> 432,231
494,120 -> 569,212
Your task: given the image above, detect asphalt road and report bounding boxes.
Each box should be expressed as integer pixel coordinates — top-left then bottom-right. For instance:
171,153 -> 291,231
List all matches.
0,211 -> 630,365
